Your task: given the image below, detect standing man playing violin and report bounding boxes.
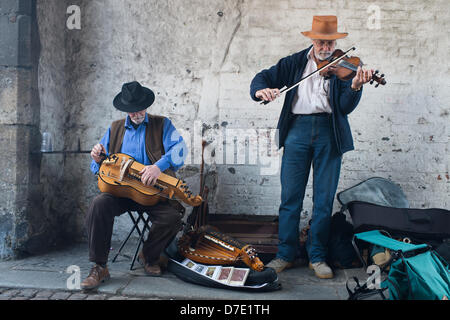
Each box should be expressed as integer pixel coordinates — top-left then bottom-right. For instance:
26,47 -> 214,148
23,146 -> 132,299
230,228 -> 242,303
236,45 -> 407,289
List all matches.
81,81 -> 187,290
250,16 -> 374,278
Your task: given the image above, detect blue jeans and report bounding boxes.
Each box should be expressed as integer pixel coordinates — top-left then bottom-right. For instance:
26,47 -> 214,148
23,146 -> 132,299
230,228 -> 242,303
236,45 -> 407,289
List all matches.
277,113 -> 342,263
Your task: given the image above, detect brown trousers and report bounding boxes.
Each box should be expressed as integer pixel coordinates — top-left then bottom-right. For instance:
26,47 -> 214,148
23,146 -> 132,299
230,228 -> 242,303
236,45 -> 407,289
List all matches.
85,193 -> 183,265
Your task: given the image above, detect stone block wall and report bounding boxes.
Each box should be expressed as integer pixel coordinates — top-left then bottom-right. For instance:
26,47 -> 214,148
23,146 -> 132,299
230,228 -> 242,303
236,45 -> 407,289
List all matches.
0,0 -> 44,259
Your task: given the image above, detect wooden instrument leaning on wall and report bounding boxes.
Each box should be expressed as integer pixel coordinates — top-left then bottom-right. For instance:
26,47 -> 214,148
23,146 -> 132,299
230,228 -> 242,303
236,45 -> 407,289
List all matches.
97,153 -> 203,207
178,225 -> 265,272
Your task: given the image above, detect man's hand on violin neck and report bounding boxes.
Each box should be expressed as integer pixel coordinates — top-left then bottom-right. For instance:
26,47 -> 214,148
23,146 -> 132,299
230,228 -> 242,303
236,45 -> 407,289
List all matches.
91,144 -> 106,163
256,88 -> 280,102
351,66 -> 374,90
139,165 -> 162,186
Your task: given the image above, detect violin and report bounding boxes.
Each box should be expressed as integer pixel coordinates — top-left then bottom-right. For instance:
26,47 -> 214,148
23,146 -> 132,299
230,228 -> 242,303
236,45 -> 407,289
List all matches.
260,46 -> 386,105
318,49 -> 386,87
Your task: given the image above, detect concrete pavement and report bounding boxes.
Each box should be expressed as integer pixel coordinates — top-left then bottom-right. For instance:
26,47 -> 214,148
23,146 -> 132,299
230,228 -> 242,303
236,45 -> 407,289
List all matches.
0,240 -> 379,301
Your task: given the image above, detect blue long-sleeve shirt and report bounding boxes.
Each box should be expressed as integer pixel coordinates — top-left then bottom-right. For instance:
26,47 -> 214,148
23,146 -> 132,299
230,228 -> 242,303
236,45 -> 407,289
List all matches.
90,114 -> 187,174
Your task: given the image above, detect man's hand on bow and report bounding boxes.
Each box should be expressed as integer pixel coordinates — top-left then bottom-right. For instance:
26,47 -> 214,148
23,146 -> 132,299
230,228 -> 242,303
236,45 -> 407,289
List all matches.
255,88 -> 280,102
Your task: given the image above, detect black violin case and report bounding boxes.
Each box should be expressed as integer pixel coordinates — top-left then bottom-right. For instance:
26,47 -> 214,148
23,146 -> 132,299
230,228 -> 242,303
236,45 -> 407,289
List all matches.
164,238 -> 281,292
337,177 -> 450,245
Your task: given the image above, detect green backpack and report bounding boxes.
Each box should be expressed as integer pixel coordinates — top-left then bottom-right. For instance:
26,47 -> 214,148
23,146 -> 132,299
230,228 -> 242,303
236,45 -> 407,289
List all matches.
384,249 -> 450,300
348,230 -> 450,300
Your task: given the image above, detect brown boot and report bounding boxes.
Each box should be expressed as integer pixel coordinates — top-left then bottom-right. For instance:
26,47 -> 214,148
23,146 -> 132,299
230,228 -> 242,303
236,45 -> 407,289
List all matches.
138,250 -> 168,277
81,264 -> 111,290
144,262 -> 162,277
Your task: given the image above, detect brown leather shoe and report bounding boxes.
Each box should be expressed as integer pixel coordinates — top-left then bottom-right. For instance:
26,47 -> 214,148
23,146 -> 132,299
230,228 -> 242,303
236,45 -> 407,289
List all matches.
144,263 -> 162,277
138,250 -> 168,272
81,265 -> 111,290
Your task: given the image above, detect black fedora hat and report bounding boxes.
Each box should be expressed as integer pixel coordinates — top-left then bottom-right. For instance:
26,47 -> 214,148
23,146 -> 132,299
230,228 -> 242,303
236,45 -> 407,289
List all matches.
113,81 -> 155,112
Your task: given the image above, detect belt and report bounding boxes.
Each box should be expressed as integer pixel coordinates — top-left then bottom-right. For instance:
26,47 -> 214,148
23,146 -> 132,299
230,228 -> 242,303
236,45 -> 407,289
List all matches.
291,112 -> 331,117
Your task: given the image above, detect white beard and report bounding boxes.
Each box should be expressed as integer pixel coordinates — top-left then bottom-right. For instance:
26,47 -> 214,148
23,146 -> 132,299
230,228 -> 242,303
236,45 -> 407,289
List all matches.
131,116 -> 145,125
315,51 -> 333,61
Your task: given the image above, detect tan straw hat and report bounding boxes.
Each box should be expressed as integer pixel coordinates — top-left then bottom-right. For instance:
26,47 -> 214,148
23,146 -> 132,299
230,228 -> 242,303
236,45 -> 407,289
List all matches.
301,15 -> 348,40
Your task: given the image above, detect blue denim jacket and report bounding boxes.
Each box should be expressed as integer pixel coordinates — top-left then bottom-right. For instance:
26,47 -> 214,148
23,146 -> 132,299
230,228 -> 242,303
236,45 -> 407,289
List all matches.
250,45 -> 363,154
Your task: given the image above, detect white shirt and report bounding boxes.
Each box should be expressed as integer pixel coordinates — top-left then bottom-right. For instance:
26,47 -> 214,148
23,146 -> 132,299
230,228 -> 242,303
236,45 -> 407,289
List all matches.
291,48 -> 332,114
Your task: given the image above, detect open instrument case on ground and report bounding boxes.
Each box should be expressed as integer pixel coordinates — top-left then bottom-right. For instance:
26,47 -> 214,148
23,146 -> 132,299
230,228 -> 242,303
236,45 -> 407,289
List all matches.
165,236 -> 281,292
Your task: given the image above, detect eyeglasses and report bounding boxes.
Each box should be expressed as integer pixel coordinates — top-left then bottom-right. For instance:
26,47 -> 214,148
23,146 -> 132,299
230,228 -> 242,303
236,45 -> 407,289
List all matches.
313,40 -> 336,47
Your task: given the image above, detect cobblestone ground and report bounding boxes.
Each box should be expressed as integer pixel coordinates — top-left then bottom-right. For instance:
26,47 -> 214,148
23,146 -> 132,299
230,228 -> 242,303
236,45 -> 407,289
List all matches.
0,287 -> 160,300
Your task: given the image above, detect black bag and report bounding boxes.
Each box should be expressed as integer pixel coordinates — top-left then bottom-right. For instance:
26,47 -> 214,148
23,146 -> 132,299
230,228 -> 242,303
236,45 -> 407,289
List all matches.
346,202 -> 450,243
327,211 -> 361,269
337,177 -> 450,247
436,241 -> 450,264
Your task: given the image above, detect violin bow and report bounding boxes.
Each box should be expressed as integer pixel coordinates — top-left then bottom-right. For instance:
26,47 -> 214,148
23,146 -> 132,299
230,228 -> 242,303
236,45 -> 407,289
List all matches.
260,46 -> 356,105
